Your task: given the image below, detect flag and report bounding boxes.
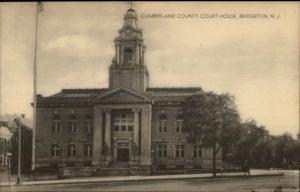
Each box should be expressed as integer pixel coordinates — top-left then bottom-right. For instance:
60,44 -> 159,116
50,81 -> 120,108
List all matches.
37,1 -> 43,12
128,1 -> 135,9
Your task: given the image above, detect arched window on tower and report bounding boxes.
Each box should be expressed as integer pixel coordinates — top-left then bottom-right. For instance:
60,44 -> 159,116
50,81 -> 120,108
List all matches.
123,47 -> 133,65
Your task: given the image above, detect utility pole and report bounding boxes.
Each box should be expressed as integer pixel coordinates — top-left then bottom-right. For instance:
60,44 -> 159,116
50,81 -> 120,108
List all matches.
32,1 -> 43,171
7,152 -> 12,191
14,117 -> 21,185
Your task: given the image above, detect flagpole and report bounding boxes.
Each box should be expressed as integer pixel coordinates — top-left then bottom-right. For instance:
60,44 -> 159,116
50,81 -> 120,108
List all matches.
32,1 -> 42,171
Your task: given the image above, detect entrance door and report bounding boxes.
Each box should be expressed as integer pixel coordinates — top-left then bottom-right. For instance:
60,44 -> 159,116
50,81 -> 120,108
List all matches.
117,148 -> 129,162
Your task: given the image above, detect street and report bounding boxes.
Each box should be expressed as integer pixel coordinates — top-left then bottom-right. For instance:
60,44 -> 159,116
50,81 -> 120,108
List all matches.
0,170 -> 298,192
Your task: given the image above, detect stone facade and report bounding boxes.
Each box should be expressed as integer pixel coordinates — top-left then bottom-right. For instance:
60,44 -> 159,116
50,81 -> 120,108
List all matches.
35,8 -> 222,174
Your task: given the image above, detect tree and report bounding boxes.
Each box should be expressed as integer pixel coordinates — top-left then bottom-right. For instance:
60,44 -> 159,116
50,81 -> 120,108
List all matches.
236,121 -> 299,169
272,133 -> 295,168
182,91 -> 241,177
236,120 -> 271,166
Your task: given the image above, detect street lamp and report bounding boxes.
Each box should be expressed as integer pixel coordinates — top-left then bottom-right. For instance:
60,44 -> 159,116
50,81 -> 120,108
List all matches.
14,117 -> 21,185
7,152 -> 12,187
245,129 -> 251,176
102,143 -> 108,162
131,142 -> 138,161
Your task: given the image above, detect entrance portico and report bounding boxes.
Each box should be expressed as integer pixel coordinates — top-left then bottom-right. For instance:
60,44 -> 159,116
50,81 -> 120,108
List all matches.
92,88 -> 152,169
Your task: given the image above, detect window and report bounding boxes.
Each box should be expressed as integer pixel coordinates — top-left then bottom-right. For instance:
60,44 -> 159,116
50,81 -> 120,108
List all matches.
158,120 -> 167,132
175,144 -> 185,158
84,144 -> 93,157
68,120 -> 77,134
123,47 -> 133,65
114,119 -> 120,131
84,114 -> 93,134
176,119 -> 183,132
128,125 -> 133,131
193,144 -> 202,159
156,144 -> 167,158
158,114 -> 167,132
50,144 -> 60,157
67,144 -> 77,157
113,113 -> 134,132
51,118 -> 61,136
85,120 -> 93,134
0,139 -> 10,145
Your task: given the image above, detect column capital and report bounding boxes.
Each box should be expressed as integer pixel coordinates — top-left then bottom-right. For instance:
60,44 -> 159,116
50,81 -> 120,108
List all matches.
103,108 -> 111,113
132,108 -> 140,113
95,107 -> 104,114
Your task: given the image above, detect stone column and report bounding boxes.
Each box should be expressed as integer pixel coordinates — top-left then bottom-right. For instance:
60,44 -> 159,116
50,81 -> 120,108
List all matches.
119,45 -> 122,65
135,44 -> 139,65
132,108 -> 140,146
115,45 -> 117,65
130,108 -> 140,163
92,107 -> 103,166
142,46 -> 145,65
139,45 -> 142,64
140,104 -> 152,167
104,108 -> 111,162
116,45 -> 120,65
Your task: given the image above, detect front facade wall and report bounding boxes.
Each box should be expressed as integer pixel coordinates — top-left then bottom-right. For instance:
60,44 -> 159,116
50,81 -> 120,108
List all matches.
36,104 -> 222,169
151,104 -> 222,169
35,107 -> 94,168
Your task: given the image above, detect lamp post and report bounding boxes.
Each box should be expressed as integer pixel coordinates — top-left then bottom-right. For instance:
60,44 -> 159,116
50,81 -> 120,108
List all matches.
131,142 -> 138,161
246,129 -> 251,176
298,158 -> 300,192
14,118 -> 21,185
102,143 -> 108,162
7,152 -> 12,188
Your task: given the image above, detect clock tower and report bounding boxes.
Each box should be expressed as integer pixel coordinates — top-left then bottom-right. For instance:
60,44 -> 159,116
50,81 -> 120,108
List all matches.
109,8 -> 149,92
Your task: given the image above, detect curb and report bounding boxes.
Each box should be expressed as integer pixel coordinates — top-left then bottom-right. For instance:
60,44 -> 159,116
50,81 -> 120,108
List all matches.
0,173 -> 284,187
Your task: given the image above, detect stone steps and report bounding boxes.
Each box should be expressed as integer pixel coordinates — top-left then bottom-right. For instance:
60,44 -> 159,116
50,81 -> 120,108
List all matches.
96,167 -> 130,176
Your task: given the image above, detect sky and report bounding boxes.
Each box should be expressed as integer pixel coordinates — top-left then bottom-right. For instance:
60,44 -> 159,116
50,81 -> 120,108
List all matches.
0,2 -> 299,137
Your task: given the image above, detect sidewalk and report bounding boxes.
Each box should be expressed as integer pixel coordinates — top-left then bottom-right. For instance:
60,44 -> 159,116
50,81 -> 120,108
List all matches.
0,169 -> 284,187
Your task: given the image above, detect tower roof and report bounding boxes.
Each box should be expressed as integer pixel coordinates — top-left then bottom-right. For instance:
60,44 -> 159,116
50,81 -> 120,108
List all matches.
114,7 -> 143,42
119,8 -> 141,33
125,8 -> 137,19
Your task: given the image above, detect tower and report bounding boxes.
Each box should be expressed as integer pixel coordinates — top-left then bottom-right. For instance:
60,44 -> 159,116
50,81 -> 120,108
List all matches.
109,8 -> 149,92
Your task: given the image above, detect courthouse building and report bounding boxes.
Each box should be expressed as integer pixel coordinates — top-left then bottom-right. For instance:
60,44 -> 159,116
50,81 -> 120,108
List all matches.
35,8 -> 222,174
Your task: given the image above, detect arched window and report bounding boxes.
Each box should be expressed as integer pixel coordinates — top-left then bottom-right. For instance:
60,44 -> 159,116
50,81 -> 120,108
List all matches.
158,114 -> 168,132
176,114 -> 184,133
84,114 -> 93,134
51,114 -> 61,136
123,47 -> 133,65
68,113 -> 77,135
